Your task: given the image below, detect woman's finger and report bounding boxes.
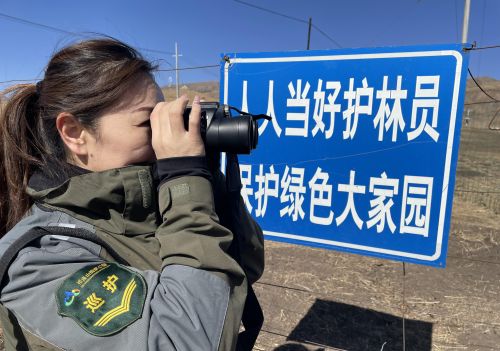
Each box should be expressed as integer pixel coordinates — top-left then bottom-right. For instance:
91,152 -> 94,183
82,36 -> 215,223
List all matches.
168,95 -> 189,134
188,95 -> 202,135
150,101 -> 165,149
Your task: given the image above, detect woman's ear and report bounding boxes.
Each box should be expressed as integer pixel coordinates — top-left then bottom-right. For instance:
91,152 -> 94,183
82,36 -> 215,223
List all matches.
55,112 -> 89,157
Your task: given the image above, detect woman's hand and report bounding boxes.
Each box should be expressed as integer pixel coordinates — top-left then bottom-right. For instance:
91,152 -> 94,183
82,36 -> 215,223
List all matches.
150,95 -> 205,159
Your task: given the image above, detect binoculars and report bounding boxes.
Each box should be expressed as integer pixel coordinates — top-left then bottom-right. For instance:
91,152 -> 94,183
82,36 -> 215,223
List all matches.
183,102 -> 270,154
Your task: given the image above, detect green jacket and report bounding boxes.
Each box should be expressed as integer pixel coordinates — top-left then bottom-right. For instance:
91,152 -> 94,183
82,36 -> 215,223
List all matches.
0,163 -> 264,350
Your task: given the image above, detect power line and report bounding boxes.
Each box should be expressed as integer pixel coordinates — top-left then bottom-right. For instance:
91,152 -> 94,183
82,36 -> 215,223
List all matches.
468,44 -> 500,51
233,0 -> 342,48
5,49 -> 500,95
5,65 -> 500,95
157,65 -> 219,72
135,46 -> 174,56
234,0 -> 308,24
0,12 -> 75,36
0,11 -> 174,55
0,79 -> 38,84
5,64 -> 500,92
310,24 -> 342,48
467,68 -> 500,102
182,57 -> 219,78
0,64 -> 220,85
466,68 -> 500,131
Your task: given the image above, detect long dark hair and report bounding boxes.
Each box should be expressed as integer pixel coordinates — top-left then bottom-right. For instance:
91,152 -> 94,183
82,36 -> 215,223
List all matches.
0,38 -> 157,235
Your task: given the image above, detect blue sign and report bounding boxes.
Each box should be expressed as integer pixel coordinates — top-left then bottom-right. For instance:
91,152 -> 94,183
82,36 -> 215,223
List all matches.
220,44 -> 469,267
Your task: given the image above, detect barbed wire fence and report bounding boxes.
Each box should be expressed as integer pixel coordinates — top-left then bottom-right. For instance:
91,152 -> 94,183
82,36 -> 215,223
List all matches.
455,62 -> 500,215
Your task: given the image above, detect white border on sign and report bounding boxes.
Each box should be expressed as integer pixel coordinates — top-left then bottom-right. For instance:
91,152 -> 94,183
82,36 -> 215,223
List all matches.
223,50 -> 462,262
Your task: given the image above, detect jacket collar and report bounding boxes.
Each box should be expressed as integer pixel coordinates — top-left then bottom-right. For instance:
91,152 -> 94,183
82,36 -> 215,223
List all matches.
27,162 -> 160,235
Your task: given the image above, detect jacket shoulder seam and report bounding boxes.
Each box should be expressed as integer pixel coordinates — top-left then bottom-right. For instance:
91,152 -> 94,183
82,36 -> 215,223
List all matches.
215,278 -> 231,351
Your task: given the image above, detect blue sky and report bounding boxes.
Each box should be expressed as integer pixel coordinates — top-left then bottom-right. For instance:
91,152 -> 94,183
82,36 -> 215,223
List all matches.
1,0 -> 499,89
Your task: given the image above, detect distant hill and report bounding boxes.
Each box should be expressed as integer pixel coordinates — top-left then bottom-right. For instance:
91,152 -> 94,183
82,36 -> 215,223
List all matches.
161,81 -> 220,103
161,77 -> 500,129
464,77 -> 500,129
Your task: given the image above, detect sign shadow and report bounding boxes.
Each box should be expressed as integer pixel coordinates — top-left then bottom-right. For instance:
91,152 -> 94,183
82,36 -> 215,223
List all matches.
277,299 -> 432,351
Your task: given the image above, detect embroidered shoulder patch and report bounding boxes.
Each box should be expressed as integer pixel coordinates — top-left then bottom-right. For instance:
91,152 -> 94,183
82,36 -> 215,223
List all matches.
56,262 -> 147,336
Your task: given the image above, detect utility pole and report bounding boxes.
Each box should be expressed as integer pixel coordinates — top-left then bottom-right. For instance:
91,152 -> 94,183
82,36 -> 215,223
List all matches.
307,17 -> 312,50
173,42 -> 183,98
462,0 -> 471,44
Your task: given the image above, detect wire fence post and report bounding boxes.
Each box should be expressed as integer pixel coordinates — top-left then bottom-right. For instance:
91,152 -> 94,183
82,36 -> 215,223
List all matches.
307,17 -> 312,50
402,262 -> 406,351
174,42 -> 182,99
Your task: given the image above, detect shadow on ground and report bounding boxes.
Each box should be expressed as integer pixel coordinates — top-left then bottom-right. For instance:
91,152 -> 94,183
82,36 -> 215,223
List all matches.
274,299 -> 433,351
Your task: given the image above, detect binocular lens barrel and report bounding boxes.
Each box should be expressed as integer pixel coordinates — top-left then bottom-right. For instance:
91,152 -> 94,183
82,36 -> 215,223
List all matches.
206,116 -> 257,154
183,103 -> 259,154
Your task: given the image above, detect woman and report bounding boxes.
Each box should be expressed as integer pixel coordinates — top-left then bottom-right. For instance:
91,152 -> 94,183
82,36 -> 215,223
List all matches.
0,38 -> 264,350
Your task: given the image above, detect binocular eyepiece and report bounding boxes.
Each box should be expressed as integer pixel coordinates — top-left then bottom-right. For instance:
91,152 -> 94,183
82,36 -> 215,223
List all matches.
183,102 -> 271,154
